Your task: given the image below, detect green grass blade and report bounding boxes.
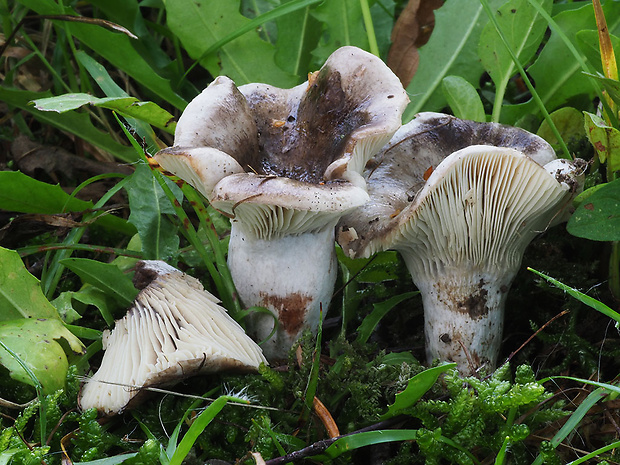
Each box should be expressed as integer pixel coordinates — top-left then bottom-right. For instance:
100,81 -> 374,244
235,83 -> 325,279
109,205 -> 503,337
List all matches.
314,429 -> 419,460
168,396 -> 247,465
528,267 -> 620,325
0,340 -> 46,445
479,0 -> 571,159
531,386 -> 607,465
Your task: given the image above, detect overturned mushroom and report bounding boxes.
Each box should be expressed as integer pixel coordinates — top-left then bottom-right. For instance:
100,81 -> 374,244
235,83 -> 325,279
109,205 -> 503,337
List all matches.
338,114 -> 584,374
155,46 -> 408,360
79,261 -> 267,415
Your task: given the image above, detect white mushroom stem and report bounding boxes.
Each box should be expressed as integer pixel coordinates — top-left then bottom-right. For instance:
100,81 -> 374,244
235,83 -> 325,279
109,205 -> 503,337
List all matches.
388,146 -> 583,375
211,174 -> 369,361
228,223 -> 337,360
408,269 -> 514,374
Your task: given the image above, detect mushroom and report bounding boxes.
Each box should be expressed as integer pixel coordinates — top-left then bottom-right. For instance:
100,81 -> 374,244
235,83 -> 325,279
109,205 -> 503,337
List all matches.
79,260 -> 267,415
154,46 -> 408,360
338,113 -> 585,374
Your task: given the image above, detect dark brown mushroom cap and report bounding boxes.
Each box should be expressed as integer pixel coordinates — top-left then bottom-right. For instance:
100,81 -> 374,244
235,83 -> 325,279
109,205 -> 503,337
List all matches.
337,113 -> 558,256
154,46 -> 408,197
78,261 -> 266,415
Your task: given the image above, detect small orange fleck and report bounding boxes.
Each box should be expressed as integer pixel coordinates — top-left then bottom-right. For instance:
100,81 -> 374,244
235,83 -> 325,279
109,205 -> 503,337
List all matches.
390,209 -> 401,219
584,203 -> 595,211
423,166 -> 434,180
307,71 -> 319,90
272,119 -> 286,128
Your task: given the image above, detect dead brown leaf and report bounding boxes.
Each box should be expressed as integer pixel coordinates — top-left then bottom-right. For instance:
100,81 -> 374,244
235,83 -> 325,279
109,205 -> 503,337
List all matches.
387,0 -> 444,88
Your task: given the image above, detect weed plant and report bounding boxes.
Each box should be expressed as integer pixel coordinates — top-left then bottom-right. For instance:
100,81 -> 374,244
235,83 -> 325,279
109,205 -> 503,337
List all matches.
1,0 -> 620,464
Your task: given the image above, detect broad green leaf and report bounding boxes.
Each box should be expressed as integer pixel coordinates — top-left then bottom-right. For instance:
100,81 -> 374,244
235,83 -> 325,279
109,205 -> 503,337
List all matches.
0,88 -> 138,162
537,107 -> 584,150
0,171 -> 135,235
404,0 -> 502,120
126,163 -> 181,260
51,292 -> 83,324
164,0 -> 295,87
356,292 -> 418,345
478,0 -> 552,120
583,111 -> 620,171
442,76 -> 486,122
17,0 -> 187,109
583,72 -> 620,109
528,267 -> 620,325
567,177 -> 620,241
370,0 -> 396,60
0,246 -> 59,321
577,30 -> 620,78
274,0 -> 321,78
314,430 -> 419,460
0,318 -> 85,394
311,0 -> 368,64
60,258 -> 138,307
32,94 -> 176,134
504,1 -> 620,122
380,363 -> 457,420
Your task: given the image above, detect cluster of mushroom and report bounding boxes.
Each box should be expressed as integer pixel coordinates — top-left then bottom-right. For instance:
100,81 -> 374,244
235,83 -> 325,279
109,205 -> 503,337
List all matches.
83,47 -> 586,413
152,47 -> 584,375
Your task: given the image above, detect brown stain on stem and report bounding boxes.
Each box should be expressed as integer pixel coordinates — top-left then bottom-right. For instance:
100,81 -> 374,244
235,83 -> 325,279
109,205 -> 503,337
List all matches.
260,292 -> 312,336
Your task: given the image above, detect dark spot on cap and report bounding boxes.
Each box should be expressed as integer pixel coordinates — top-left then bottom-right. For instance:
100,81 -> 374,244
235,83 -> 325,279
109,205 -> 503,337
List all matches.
133,262 -> 160,290
440,333 -> 452,344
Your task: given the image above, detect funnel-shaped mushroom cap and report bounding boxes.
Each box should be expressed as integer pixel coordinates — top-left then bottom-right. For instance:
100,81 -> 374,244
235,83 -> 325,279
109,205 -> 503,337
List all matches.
79,261 -> 266,415
338,144 -> 584,373
154,46 -> 409,192
338,112 -> 560,258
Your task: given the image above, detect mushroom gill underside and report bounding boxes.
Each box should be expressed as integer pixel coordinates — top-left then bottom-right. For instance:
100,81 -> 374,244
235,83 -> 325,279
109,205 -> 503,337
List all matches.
79,262 -> 266,415
340,146 -> 579,374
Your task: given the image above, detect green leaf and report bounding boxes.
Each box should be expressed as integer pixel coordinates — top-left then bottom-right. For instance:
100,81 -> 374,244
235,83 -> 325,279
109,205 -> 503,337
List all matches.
314,430 -> 419,460
0,171 -> 135,235
583,111 -> 620,169
32,94 -> 176,134
478,0 -> 552,121
163,0 -> 296,87
528,267 -> 620,325
567,177 -> 620,241
0,246 -> 60,321
17,0 -> 188,109
311,0 -> 368,64
356,292 -> 418,345
441,76 -> 486,122
536,106 -> 584,150
0,88 -> 138,162
51,292 -> 83,324
504,1 -> 620,122
60,258 -> 138,307
380,363 -> 457,420
168,396 -> 246,465
126,164 -> 181,260
0,318 -> 85,394
274,0 -> 321,78
404,0 -> 502,120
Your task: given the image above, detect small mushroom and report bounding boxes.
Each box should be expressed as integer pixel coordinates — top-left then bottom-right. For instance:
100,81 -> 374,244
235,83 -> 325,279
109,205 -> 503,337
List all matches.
154,46 -> 408,360
79,261 -> 267,415
338,114 -> 584,374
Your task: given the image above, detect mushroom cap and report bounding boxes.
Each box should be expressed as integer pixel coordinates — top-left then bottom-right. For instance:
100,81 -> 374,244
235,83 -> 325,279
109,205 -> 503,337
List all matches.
154,46 -> 408,195
339,145 -> 582,271
79,261 -> 267,415
337,113 -> 561,256
211,174 -> 369,240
